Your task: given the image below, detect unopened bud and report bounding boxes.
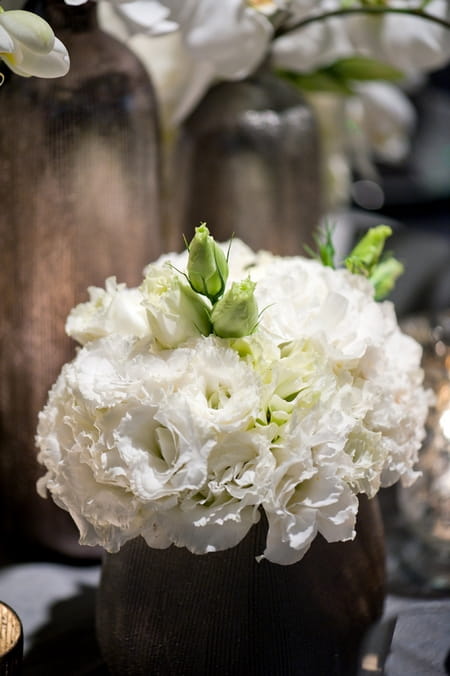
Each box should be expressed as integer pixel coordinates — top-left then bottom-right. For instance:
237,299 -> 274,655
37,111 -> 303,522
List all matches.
369,257 -> 404,301
211,279 -> 258,339
345,225 -> 392,277
187,224 -> 228,301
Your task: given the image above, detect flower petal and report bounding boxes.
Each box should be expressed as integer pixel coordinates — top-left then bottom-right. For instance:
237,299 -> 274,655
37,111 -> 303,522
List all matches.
6,36 -> 69,77
115,0 -> 177,35
0,10 -> 55,55
0,23 -> 14,53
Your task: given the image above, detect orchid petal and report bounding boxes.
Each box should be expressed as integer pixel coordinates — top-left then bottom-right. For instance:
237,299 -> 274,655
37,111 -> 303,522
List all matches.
0,23 -> 14,53
116,1 -> 177,35
7,36 -> 69,78
0,10 -> 55,54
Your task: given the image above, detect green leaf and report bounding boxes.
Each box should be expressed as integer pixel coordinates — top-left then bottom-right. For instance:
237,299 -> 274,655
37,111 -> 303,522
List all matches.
305,224 -> 336,268
328,56 -> 404,82
278,69 -> 353,95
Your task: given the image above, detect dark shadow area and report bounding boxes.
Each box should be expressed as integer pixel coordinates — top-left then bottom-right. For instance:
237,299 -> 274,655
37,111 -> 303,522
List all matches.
0,533 -> 102,568
22,584 -> 109,675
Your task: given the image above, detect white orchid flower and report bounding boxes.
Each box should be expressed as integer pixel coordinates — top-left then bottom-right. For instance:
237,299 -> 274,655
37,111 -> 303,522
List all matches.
271,17 -> 353,74
347,81 -> 416,166
76,0 -> 178,35
272,0 -> 450,76
271,0 -> 351,73
345,0 -> 450,74
99,0 -> 450,124
247,0 -> 289,16
102,0 -> 274,122
0,7 -> 69,77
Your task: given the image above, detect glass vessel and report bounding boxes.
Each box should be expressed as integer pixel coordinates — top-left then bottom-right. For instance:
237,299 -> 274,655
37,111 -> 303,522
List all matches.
383,311 -> 450,594
397,311 -> 450,592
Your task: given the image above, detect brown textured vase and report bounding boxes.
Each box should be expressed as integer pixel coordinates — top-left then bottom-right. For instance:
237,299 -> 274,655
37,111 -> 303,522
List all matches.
166,68 -> 323,255
96,495 -> 385,676
0,0 -> 162,560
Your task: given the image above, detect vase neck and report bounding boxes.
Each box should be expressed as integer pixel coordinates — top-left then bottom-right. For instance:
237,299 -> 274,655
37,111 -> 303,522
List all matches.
23,0 -> 98,32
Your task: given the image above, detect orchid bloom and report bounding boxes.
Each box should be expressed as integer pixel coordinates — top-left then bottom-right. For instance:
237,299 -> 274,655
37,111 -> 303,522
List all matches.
0,6 -> 69,78
69,0 -> 178,35
270,0 -> 352,72
272,0 -> 450,75
344,0 -> 450,74
98,0 -> 449,123
346,81 -> 416,166
103,0 -> 274,122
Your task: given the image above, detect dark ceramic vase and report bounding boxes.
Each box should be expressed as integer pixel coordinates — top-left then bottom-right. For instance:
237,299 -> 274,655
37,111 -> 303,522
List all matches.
0,0 -> 162,560
166,67 -> 323,255
96,495 -> 385,676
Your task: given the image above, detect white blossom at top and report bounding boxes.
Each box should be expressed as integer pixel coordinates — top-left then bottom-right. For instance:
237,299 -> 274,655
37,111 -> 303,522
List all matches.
101,0 -> 274,122
271,0 -> 450,75
97,0 -> 450,122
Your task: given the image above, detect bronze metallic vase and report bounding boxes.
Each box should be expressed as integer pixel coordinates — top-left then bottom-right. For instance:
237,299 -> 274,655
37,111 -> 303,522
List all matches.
96,496 -> 385,676
0,0 -> 162,560
166,67 -> 323,256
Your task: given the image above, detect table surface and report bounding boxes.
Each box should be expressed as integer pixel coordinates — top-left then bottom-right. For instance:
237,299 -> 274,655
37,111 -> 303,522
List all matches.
0,560 -> 449,676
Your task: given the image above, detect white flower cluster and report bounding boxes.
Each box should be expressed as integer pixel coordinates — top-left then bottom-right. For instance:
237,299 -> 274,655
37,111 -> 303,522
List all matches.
36,239 -> 430,564
94,0 -> 450,123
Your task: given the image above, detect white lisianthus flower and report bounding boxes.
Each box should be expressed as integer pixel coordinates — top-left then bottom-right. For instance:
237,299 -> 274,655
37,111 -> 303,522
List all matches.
147,424 -> 276,553
36,236 -> 431,564
139,263 -> 211,348
0,7 -> 69,77
263,463 -> 358,565
37,333 -> 265,553
66,276 -> 149,346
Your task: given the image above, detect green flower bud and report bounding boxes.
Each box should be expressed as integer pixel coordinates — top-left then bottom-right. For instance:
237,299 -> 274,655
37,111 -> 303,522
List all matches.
345,225 -> 392,277
187,224 -> 229,301
211,279 -> 258,339
369,257 -> 404,301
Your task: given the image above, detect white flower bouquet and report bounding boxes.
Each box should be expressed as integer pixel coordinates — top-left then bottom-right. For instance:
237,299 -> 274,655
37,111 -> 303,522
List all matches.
36,225 -> 430,565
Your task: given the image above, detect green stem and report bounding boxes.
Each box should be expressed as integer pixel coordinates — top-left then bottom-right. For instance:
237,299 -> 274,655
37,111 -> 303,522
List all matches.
274,7 -> 450,38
